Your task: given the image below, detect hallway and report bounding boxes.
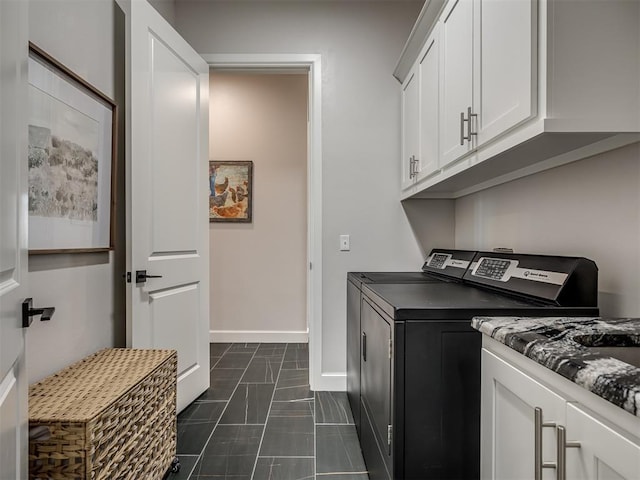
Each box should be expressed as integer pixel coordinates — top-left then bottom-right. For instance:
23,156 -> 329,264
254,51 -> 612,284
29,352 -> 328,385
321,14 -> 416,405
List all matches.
167,343 -> 368,479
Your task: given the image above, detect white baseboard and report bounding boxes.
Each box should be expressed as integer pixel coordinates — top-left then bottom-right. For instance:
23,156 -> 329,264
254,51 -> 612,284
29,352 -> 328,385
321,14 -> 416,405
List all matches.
210,330 -> 309,344
313,372 -> 347,392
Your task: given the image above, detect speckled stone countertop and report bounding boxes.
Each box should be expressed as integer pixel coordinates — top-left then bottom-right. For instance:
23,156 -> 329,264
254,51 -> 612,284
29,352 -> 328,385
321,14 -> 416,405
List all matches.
471,317 -> 640,417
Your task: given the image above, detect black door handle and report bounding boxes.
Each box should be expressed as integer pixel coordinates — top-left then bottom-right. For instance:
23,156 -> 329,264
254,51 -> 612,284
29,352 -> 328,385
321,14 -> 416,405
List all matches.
135,270 -> 163,284
362,331 -> 367,362
22,298 -> 55,328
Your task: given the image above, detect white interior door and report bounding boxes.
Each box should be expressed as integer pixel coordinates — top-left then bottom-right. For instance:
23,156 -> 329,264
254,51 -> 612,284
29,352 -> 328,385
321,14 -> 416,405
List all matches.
0,0 -> 29,477
120,0 -> 210,413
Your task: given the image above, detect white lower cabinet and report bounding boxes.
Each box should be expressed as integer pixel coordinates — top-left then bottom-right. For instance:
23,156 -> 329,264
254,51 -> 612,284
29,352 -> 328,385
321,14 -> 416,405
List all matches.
565,403 -> 640,480
482,343 -> 640,480
482,348 -> 565,480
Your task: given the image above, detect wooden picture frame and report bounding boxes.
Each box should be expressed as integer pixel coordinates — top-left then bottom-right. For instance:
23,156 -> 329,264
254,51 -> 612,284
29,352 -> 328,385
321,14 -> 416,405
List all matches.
209,161 -> 253,223
27,42 -> 117,254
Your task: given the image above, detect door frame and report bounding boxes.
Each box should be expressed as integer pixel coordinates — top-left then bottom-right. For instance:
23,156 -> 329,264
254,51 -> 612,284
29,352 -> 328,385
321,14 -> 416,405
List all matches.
202,54 -> 325,391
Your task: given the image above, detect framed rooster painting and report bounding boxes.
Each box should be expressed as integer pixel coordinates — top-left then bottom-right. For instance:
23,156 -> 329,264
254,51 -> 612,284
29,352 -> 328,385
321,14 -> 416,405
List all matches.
209,160 -> 253,223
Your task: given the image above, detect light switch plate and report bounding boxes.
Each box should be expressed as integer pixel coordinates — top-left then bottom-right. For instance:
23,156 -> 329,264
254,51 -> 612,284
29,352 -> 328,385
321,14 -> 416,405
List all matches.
340,235 -> 350,251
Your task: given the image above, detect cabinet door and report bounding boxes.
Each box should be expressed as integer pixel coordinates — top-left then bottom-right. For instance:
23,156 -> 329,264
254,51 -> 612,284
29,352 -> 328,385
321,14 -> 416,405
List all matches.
481,348 -> 565,480
361,299 -> 392,468
475,0 -> 537,146
416,27 -> 440,181
440,0 -> 473,168
404,321 -> 481,479
564,403 -> 640,480
401,67 -> 419,190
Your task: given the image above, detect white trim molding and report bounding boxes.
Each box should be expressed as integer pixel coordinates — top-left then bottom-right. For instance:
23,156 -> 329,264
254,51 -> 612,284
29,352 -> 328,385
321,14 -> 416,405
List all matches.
315,372 -> 347,392
210,330 -> 309,344
203,53 -> 324,391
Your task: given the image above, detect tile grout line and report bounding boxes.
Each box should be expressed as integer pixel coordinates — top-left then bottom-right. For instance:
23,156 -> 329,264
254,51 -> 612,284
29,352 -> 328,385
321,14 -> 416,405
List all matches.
183,345 -> 367,479
256,455 -> 315,459
315,393 -> 366,478
249,343 -> 289,479
189,343 -> 261,479
209,342 -> 232,370
178,343 -> 233,479
314,389 -> 318,480
316,422 -> 355,426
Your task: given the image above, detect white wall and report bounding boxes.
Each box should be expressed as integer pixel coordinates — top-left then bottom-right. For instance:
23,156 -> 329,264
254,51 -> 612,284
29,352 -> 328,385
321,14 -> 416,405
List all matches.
455,142 -> 640,317
175,1 -> 451,379
209,72 -> 308,341
27,0 -> 125,383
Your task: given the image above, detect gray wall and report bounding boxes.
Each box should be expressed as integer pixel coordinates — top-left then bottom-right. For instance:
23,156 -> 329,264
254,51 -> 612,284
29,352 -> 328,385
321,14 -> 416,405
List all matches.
148,0 -> 176,26
174,1 -> 453,376
455,142 -> 640,317
27,0 -> 126,383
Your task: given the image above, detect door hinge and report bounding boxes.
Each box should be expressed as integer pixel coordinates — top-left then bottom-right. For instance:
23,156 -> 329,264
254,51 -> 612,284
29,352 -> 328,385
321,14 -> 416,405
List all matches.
389,338 -> 393,359
387,424 -> 392,446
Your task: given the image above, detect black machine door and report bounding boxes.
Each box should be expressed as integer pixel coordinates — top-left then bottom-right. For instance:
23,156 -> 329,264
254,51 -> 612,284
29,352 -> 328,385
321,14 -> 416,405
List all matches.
361,298 -> 393,475
346,278 -> 362,436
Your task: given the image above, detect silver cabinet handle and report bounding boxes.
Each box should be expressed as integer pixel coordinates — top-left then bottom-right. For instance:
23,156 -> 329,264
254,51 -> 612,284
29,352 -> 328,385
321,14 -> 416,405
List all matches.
461,106 -> 478,145
409,155 -> 419,179
557,425 -> 581,480
467,106 -> 477,140
534,407 -> 558,480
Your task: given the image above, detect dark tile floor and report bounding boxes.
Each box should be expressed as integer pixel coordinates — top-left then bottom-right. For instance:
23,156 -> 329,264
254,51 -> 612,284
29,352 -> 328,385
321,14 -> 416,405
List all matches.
167,342 -> 368,480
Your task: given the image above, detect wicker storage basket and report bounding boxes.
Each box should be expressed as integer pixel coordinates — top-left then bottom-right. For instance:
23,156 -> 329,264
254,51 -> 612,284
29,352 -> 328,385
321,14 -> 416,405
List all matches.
28,348 -> 177,480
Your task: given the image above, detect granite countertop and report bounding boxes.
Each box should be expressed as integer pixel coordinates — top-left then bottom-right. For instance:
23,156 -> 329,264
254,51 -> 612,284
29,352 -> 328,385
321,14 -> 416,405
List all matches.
471,316 -> 640,417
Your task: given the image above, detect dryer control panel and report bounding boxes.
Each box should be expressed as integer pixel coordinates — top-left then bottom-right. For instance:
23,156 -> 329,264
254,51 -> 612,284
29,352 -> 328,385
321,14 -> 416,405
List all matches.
422,249 -> 477,280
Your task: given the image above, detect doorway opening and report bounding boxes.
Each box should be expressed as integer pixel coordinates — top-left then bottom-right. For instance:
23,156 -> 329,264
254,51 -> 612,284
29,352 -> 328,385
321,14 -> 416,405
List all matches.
204,55 -> 324,390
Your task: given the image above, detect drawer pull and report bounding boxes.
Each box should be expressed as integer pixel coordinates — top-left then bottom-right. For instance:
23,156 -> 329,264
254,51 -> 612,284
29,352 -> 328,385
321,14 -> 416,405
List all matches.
557,425 -> 580,480
534,407 -> 558,480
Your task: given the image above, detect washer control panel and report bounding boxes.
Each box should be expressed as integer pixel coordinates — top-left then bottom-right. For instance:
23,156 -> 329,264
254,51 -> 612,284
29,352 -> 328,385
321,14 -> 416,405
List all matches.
472,258 -> 518,282
463,251 -> 598,306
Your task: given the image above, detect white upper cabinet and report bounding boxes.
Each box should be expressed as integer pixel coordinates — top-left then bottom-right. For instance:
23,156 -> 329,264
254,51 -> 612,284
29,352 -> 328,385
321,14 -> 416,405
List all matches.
395,0 -> 640,199
474,0 -> 536,146
440,0 -> 473,168
401,67 -> 419,191
400,24 -> 441,193
417,26 -> 440,181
